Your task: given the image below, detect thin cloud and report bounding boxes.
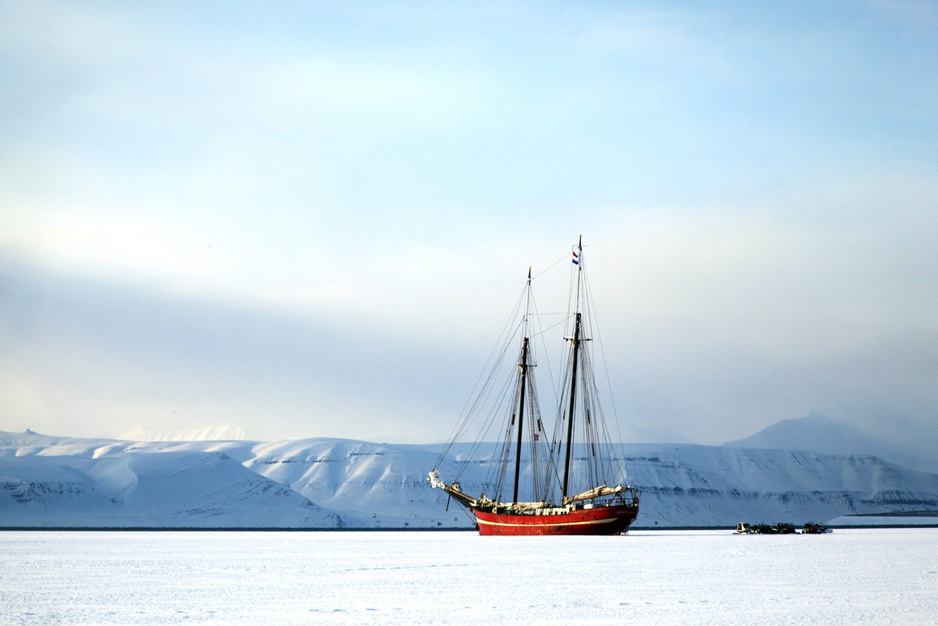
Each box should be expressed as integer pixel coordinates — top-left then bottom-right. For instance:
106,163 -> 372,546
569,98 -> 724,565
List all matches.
1,2 -> 936,453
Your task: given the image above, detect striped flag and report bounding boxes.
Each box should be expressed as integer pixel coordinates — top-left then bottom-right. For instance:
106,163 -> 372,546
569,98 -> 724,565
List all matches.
571,250 -> 579,265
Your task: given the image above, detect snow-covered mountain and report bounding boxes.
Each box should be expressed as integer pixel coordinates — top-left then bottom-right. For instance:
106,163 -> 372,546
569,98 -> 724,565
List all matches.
2,429 -> 936,529
1,433 -> 341,528
723,414 -> 938,474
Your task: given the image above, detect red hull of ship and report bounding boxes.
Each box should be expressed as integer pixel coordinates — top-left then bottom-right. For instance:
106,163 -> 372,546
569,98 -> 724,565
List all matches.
473,504 -> 639,536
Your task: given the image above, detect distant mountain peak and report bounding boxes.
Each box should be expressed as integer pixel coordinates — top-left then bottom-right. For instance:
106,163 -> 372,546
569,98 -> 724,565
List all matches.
725,414 -> 866,449
723,414 -> 938,473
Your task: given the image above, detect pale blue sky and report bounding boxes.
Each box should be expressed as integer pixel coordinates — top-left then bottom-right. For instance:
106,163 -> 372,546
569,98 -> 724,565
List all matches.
2,1 -> 937,452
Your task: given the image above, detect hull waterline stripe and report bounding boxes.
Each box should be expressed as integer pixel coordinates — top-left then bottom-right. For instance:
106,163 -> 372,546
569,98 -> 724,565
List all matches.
474,515 -> 627,528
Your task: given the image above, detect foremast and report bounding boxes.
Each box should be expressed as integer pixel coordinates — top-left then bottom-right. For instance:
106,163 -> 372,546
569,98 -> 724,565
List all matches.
428,265 -> 548,513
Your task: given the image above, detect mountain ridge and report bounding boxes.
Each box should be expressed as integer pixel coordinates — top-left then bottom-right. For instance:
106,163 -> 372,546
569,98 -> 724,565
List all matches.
3,426 -> 937,529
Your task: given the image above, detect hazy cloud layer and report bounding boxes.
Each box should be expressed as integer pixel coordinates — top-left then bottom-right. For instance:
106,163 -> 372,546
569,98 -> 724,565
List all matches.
2,2 -> 937,450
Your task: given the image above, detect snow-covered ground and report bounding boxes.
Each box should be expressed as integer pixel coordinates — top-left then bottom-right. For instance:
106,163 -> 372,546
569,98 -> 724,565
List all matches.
2,529 -> 935,624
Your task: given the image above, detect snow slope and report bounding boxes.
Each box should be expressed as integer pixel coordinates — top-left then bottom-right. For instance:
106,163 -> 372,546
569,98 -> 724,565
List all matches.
2,429 -> 937,528
1,434 -> 341,528
624,443 -> 938,527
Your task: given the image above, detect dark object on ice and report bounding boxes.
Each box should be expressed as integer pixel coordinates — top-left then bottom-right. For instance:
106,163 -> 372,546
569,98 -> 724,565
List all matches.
735,521 -> 807,534
801,522 -> 831,534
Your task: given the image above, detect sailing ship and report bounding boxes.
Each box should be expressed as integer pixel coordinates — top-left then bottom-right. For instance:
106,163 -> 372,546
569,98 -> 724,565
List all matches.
428,236 -> 640,535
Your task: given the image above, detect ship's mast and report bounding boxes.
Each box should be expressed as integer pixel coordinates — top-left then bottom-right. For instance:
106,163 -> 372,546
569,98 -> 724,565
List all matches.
512,267 -> 533,503
562,236 -> 583,500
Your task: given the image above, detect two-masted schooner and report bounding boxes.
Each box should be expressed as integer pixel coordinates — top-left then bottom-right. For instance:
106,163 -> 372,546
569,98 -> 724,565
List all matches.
428,236 -> 639,535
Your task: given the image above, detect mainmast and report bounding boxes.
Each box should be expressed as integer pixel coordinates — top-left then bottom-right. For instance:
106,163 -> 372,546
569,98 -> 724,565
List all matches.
512,267 -> 533,503
562,236 -> 584,500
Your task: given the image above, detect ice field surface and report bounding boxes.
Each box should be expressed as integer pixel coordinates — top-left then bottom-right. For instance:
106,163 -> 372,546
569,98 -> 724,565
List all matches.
2,528 -> 936,624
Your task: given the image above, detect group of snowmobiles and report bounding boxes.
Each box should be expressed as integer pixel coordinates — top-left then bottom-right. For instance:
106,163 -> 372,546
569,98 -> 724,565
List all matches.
735,522 -> 831,534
